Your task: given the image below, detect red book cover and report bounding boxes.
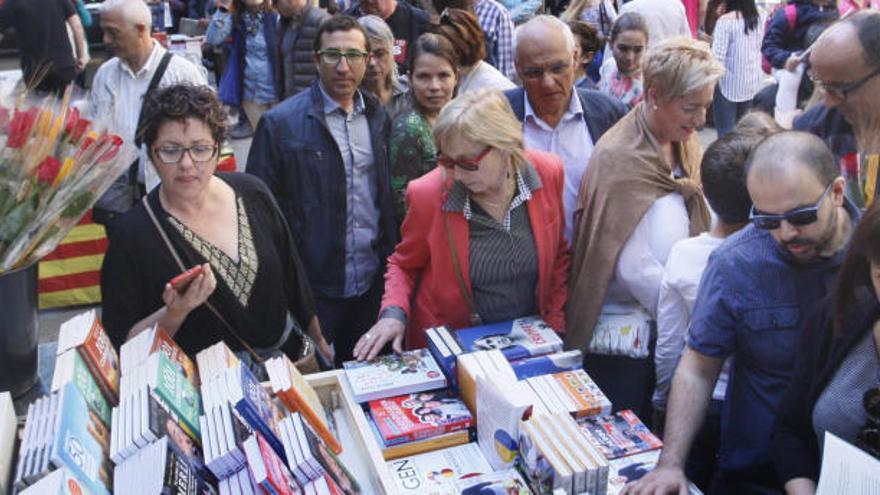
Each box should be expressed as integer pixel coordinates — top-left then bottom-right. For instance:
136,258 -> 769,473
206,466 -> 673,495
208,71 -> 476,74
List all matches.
79,316 -> 120,405
368,389 -> 473,446
257,431 -> 299,495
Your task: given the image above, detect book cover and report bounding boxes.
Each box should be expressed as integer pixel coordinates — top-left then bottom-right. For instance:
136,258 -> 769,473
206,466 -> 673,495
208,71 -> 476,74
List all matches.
518,419 -> 572,493
243,432 -> 299,495
369,389 -> 473,446
49,383 -> 111,495
607,450 -> 661,495
266,355 -> 341,455
578,410 -> 663,460
342,349 -> 446,403
550,369 -> 612,418
475,376 -> 533,470
226,363 -> 286,463
148,352 -> 203,442
509,349 -> 583,380
452,468 -> 531,495
57,310 -> 120,405
18,466 -> 95,495
425,327 -> 459,389
51,350 -> 112,428
386,443 -> 493,495
367,416 -> 473,461
145,389 -> 206,472
298,415 -> 360,494
123,325 -> 200,388
454,316 -> 563,361
158,435 -> 215,495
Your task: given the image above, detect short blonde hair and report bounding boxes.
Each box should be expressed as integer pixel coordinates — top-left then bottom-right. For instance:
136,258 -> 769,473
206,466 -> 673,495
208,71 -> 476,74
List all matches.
642,36 -> 724,102
433,89 -> 528,170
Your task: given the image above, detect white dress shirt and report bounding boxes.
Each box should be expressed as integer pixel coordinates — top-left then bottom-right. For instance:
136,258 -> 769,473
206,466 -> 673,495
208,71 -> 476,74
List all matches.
604,192 -> 690,317
89,41 -> 207,191
522,91 -> 594,241
653,232 -> 732,410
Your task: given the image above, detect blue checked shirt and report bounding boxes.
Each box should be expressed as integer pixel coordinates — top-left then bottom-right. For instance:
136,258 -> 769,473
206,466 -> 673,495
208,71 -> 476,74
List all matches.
474,0 -> 516,81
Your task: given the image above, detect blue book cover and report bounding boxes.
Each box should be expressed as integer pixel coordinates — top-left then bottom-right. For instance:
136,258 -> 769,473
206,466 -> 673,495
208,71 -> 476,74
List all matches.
510,350 -> 583,380
425,327 -> 459,389
50,383 -> 111,495
454,317 -> 563,362
226,364 -> 287,464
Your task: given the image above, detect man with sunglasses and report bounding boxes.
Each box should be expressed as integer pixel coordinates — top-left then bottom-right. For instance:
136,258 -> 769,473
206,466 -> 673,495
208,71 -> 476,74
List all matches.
793,11 -> 880,206
247,15 -> 398,367
626,131 -> 859,495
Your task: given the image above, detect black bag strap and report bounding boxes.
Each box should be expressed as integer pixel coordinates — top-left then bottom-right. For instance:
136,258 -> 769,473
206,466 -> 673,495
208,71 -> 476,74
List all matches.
126,52 -> 174,191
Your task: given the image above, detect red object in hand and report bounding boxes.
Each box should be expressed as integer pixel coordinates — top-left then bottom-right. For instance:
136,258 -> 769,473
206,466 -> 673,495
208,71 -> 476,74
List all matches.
169,265 -> 204,292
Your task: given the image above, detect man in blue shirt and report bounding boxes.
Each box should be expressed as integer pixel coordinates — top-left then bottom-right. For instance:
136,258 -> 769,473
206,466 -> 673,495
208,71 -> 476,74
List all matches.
247,15 -> 398,366
624,131 -> 858,495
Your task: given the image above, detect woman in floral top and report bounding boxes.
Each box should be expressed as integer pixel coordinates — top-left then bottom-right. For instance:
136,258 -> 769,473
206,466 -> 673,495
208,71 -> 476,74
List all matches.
599,12 -> 649,110
389,33 -> 460,226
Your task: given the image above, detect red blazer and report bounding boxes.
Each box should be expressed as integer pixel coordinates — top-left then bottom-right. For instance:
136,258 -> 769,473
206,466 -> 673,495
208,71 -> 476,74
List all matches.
381,149 -> 570,349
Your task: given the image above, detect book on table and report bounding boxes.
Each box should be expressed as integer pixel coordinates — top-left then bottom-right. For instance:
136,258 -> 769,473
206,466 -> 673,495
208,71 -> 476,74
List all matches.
454,316 -> 563,361
386,442 -> 493,495
577,409 -> 663,460
56,309 -> 120,405
342,349 -> 446,403
120,324 -> 200,387
368,388 -> 473,446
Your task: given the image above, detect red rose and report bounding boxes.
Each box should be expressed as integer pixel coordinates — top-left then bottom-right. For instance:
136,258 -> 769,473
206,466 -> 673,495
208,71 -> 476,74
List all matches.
64,107 -> 79,136
96,134 -> 124,163
6,108 -> 38,149
36,156 -> 62,184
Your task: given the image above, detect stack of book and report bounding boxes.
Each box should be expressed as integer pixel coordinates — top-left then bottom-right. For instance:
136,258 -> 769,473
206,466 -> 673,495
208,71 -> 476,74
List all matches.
14,382 -> 112,495
524,369 -> 612,418
577,410 -> 663,461
114,435 -> 213,494
426,316 -> 574,388
13,310 -> 120,495
343,349 -> 447,403
275,412 -> 360,493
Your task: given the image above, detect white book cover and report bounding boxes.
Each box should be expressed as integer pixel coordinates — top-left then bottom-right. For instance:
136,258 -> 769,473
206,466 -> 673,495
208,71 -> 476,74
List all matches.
11,401 -> 33,489
816,432 -> 880,495
342,349 -> 446,403
560,413 -> 608,495
386,443 -> 492,495
533,414 -> 587,493
476,376 -> 533,470
528,420 -> 573,493
606,450 -> 661,495
436,326 -> 463,355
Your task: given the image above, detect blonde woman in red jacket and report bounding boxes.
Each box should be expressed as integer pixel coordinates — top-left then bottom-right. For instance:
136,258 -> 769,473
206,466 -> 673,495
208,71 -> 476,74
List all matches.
354,89 -> 570,360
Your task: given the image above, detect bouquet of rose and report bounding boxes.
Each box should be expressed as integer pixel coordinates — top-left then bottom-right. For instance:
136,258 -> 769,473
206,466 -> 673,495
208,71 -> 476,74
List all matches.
0,89 -> 136,272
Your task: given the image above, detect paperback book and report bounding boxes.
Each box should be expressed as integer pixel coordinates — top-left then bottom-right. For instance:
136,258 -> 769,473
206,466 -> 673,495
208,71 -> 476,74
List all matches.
454,316 -> 563,361
476,375 -> 534,470
425,326 -> 462,389
367,417 -> 473,461
242,432 -> 300,495
386,443 -> 493,495
578,410 -> 663,460
369,388 -> 473,446
113,435 -> 214,494
342,349 -> 446,403
51,349 -> 112,428
56,309 -> 120,404
120,324 -> 200,387
509,349 -> 583,380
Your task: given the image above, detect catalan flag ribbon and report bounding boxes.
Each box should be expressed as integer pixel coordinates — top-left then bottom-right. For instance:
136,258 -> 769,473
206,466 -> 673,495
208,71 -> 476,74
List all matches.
38,210 -> 107,309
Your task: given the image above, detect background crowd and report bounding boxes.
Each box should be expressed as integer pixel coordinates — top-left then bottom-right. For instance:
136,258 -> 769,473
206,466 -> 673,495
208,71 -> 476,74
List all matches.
1,0 -> 879,493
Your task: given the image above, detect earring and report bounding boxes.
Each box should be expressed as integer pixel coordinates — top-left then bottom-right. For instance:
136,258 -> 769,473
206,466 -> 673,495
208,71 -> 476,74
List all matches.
652,104 -> 659,111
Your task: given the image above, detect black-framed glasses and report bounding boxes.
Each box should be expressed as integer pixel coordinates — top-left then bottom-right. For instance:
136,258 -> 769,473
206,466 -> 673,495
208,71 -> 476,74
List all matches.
316,48 -> 370,66
153,144 -> 218,165
808,65 -> 880,100
436,147 -> 492,172
520,61 -> 572,81
749,183 -> 833,230
857,387 -> 880,459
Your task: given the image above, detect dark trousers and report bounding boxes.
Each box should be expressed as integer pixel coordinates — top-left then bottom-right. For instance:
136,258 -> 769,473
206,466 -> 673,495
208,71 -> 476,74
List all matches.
583,353 -> 655,420
314,278 -> 384,367
713,87 -> 752,138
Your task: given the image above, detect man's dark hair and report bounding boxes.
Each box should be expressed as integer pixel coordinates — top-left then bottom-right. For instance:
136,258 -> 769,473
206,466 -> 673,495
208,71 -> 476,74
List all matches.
702,130 -> 768,224
432,0 -> 469,13
745,131 -> 839,187
568,20 -> 603,56
847,10 -> 880,68
140,84 -> 228,147
313,14 -> 371,53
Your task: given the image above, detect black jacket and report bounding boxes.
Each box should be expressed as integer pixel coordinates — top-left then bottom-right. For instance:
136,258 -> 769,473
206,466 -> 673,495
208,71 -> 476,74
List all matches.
246,82 -> 398,299
793,103 -> 856,162
504,87 -> 628,145
276,6 -> 330,101
771,293 -> 880,484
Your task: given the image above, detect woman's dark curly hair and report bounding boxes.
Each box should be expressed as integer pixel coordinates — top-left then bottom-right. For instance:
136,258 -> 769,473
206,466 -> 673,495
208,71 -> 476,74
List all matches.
139,84 -> 228,148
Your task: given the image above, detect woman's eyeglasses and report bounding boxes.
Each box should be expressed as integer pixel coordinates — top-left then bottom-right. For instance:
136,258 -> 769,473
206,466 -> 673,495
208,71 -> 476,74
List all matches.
153,144 -> 218,165
749,183 -> 833,230
436,147 -> 492,172
316,49 -> 370,66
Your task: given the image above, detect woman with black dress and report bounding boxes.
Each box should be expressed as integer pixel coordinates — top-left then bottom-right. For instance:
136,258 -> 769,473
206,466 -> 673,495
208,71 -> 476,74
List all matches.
100,84 -> 333,366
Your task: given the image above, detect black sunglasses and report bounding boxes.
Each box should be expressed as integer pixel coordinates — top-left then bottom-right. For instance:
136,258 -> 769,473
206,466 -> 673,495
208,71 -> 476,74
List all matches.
808,65 -> 880,101
749,183 -> 833,230
857,387 -> 880,459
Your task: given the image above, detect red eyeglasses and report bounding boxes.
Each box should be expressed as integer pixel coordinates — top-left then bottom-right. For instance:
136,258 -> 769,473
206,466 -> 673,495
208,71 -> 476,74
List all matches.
436,147 -> 492,172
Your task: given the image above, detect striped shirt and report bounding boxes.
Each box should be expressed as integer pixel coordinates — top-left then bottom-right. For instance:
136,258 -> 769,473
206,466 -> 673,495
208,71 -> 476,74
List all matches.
712,14 -> 766,102
474,0 -> 516,81
445,165 -> 541,323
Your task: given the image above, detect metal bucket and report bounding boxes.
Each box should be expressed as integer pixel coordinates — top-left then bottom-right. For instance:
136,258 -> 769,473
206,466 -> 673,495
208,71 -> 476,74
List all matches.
0,263 -> 38,398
